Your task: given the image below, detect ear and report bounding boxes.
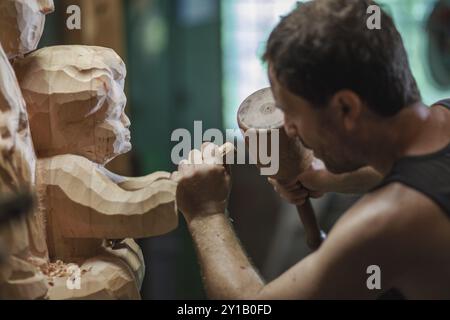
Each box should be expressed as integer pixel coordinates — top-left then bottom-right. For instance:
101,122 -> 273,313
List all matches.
329,90 -> 362,131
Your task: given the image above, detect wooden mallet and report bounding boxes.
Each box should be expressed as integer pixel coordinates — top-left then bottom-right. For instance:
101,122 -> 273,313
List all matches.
237,87 -> 325,250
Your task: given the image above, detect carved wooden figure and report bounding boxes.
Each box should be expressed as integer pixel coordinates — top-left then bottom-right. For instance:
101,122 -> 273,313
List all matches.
13,45 -> 178,299
0,42 -> 48,299
0,0 -> 54,299
0,0 -> 54,60
0,1 -> 176,299
0,42 -> 145,299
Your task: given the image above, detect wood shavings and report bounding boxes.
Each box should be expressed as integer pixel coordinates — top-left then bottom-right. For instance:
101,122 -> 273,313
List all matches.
39,260 -> 78,278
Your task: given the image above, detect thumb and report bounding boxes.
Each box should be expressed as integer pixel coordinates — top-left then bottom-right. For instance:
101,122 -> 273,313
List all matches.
298,158 -> 326,190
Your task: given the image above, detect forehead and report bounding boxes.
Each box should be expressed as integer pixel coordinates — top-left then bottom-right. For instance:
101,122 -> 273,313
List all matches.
15,45 -> 126,114
268,64 -> 277,90
268,64 -> 283,102
267,63 -> 295,109
267,63 -> 314,114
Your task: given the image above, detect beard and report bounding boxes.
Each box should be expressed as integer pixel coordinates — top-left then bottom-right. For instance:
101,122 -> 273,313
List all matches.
315,147 -> 364,175
113,128 -> 132,155
324,156 -> 365,175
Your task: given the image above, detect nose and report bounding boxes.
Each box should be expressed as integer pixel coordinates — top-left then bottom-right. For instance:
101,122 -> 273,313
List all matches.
283,116 -> 297,139
38,0 -> 55,14
121,113 -> 131,129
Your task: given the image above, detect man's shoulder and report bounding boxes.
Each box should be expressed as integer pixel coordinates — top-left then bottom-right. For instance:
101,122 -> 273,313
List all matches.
365,182 -> 444,218
335,182 -> 448,251
317,182 -> 450,297
333,183 -> 443,243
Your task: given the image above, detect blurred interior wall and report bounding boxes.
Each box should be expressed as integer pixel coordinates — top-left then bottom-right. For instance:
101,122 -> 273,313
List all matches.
125,0 -> 223,299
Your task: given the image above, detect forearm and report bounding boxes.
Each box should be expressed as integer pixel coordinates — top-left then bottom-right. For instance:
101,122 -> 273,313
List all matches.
327,166 -> 383,194
187,213 -> 264,300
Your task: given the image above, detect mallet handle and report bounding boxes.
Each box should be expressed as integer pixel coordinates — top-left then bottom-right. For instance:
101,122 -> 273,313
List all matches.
296,200 -> 324,251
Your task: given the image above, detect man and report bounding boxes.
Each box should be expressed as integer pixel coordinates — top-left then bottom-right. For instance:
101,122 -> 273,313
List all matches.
175,0 -> 450,299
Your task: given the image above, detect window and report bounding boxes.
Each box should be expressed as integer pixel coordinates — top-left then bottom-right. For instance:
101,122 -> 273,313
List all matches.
221,0 -> 299,129
221,0 -> 450,129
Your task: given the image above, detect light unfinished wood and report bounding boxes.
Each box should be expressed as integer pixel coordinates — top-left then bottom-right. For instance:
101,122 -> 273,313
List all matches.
0,42 -> 48,300
60,0 -> 131,177
238,87 -> 323,250
0,1 -> 176,297
12,45 -> 178,299
42,239 -> 145,300
37,155 -> 177,242
14,45 -> 131,165
0,41 -> 178,299
0,0 -> 54,60
0,8 -> 149,299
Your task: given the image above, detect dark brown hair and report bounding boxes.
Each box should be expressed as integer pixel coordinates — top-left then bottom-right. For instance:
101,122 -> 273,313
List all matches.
264,0 -> 421,116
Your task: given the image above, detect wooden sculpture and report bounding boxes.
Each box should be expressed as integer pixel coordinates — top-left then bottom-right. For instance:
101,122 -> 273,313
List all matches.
0,0 -> 54,299
0,42 -> 48,299
0,0 -> 54,60
12,45 -> 178,299
0,0 -> 177,299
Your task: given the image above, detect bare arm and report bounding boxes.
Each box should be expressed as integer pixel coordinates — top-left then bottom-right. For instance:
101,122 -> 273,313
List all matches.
188,214 -> 264,299
176,145 -> 413,300
183,186 -> 418,300
297,157 -> 383,194
323,166 -> 384,194
270,159 -> 384,206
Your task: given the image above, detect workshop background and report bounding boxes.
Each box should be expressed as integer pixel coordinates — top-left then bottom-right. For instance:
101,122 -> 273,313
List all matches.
40,0 -> 450,299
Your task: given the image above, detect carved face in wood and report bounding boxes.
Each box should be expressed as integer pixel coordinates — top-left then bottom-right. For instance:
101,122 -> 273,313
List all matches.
0,0 -> 54,60
14,45 -> 131,165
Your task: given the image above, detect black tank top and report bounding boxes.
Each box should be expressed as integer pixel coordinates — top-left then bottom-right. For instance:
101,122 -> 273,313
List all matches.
374,99 -> 450,215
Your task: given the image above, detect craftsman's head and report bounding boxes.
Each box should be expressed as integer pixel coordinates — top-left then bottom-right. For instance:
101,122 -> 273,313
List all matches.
264,0 -> 421,174
14,45 -> 131,165
0,0 -> 54,59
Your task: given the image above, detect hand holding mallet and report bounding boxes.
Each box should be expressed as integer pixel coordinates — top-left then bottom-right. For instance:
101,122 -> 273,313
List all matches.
237,87 -> 325,250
